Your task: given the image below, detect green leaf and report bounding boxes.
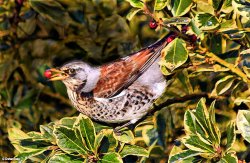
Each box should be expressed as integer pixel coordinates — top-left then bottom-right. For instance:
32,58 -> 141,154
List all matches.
74,114 -> 96,151
236,110 -> 250,143
169,148 -> 201,163
194,98 -> 221,144
16,147 -> 51,162
211,75 -> 236,96
29,0 -> 69,25
94,131 -> 105,150
218,20 -> 237,32
226,122 -> 236,151
171,0 -> 193,16
211,0 -> 222,10
59,117 -> 77,128
126,8 -> 142,20
160,38 -> 188,71
184,110 -> 196,134
27,132 -> 44,140
194,13 -> 220,30
19,138 -> 52,149
40,123 -> 56,143
115,130 -> 134,143
98,129 -> 118,153
189,19 -> 202,35
8,127 -> 31,152
221,0 -> 233,13
177,69 -> 193,94
219,153 -> 238,163
224,31 -> 246,40
49,153 -> 84,163
162,17 -> 191,25
125,0 -> 144,8
101,152 -> 123,163
154,0 -> 168,10
197,1 -> 215,15
53,125 -> 88,155
182,135 -> 214,153
120,145 -> 149,158
232,0 -> 250,18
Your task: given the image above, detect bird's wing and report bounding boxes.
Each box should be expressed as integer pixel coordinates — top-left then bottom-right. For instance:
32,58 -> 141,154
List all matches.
93,33 -> 174,98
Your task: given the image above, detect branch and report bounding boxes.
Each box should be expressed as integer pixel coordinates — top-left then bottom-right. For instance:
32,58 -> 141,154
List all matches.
206,52 -> 250,83
153,92 -> 225,112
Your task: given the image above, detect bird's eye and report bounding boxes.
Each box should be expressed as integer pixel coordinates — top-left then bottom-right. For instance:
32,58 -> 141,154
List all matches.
69,68 -> 76,74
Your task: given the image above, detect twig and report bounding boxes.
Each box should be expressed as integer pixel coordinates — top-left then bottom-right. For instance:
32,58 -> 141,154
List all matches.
206,52 -> 250,83
153,92 -> 225,112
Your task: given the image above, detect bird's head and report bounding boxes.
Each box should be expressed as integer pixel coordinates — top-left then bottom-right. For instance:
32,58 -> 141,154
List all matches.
48,61 -> 100,92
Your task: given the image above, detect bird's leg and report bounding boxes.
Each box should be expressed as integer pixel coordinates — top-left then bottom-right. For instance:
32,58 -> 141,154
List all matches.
114,119 -> 138,135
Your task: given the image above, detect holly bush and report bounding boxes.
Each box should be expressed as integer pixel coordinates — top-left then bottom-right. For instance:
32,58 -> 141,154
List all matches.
1,0 -> 250,162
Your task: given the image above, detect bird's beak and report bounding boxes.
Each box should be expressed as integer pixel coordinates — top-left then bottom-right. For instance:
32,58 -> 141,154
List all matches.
49,68 -> 69,81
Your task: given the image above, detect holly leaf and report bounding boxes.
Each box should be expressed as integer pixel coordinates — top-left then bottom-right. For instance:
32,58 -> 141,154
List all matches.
211,75 -> 236,96
74,114 -> 96,151
126,8 -> 142,20
120,145 -> 149,158
171,0 -> 193,16
48,153 -> 84,163
232,0 -> 250,18
226,122 -> 236,152
219,153 -> 238,163
160,38 -> 188,71
195,13 -> 220,30
101,152 -> 123,163
169,147 -> 201,162
53,125 -> 88,155
125,0 -> 144,8
154,0 -> 168,10
236,110 -> 250,143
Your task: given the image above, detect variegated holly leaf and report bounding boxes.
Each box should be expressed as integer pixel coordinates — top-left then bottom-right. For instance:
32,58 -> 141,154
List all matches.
125,0 -> 144,8
169,146 -> 201,162
120,145 -> 149,158
160,38 -> 188,72
211,75 -> 236,96
48,153 -> 85,163
170,0 -> 193,16
236,110 -> 250,143
126,8 -> 142,20
220,153 -> 238,163
154,0 -> 168,10
101,152 -> 123,163
194,13 -> 220,30
232,0 -> 250,18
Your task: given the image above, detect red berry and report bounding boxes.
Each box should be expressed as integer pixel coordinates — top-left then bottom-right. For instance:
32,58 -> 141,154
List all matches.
149,20 -> 158,29
167,35 -> 175,43
181,25 -> 188,33
190,35 -> 197,42
16,0 -> 24,5
44,69 -> 52,79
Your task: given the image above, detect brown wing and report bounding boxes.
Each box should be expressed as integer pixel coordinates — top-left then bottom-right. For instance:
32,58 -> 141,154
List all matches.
93,33 -> 174,98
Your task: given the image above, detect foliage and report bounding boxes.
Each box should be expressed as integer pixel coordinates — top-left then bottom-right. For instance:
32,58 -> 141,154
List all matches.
1,0 -> 250,162
169,98 -> 237,162
8,114 -> 148,162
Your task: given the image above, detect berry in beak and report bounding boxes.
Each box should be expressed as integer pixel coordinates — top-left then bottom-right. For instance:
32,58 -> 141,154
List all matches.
45,68 -> 69,81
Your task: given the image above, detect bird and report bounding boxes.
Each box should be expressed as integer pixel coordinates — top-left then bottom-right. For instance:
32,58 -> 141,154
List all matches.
47,32 -> 176,130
